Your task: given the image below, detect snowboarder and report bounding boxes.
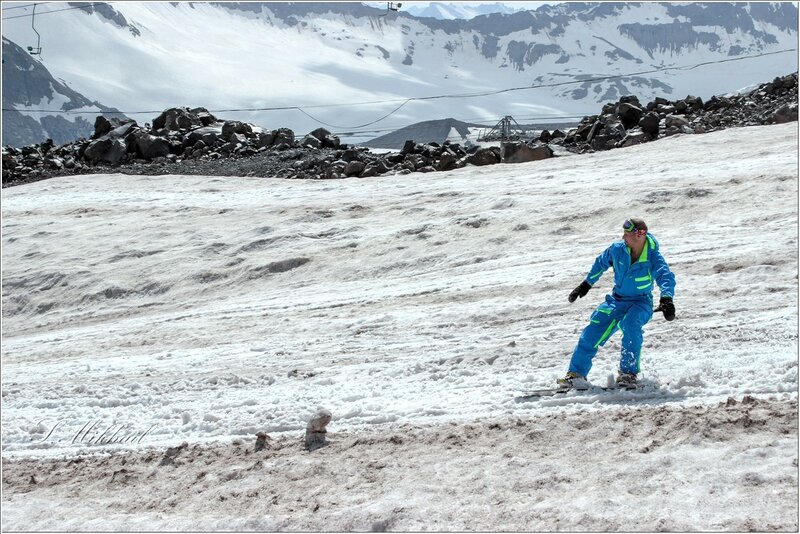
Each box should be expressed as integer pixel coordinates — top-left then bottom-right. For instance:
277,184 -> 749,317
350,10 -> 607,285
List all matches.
559,218 -> 675,388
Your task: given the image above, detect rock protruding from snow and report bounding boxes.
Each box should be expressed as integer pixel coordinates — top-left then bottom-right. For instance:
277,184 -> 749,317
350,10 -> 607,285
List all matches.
254,431 -> 272,452
159,441 -> 188,467
305,408 -> 332,451
501,142 -> 553,163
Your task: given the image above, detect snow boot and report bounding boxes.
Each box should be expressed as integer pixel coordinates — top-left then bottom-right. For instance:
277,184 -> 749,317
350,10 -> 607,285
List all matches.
616,371 -> 638,388
557,371 -> 588,389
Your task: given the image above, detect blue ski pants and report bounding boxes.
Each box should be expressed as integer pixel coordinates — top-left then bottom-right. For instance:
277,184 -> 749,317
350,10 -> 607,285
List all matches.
568,293 -> 654,377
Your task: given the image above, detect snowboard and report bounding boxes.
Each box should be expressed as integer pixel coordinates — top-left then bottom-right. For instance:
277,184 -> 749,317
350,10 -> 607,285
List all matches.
515,383 -> 646,401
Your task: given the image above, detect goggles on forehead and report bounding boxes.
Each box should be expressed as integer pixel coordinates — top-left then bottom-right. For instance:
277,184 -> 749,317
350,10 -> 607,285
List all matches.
623,219 -> 644,233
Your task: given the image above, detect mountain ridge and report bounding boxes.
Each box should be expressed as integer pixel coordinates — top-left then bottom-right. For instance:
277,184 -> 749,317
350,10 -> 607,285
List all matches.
1,37 -> 126,147
361,117 -> 489,149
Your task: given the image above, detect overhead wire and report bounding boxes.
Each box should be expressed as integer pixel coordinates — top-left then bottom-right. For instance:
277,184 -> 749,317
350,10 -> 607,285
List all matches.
0,2 -> 65,11
1,2 -> 112,20
1,3 -> 53,11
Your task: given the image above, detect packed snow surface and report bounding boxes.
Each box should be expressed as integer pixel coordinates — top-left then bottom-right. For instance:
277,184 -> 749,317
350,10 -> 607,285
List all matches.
2,123 -> 798,530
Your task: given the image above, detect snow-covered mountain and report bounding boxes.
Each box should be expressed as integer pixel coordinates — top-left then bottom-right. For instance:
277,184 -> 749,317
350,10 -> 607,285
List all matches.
401,2 -> 529,20
1,2 -> 796,146
1,37 -> 126,147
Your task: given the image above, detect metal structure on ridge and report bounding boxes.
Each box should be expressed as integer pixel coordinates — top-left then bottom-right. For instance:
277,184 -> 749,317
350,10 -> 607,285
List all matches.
477,115 -> 535,142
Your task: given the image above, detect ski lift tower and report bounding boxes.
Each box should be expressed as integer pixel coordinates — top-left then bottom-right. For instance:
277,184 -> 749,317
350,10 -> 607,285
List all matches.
478,115 -> 526,142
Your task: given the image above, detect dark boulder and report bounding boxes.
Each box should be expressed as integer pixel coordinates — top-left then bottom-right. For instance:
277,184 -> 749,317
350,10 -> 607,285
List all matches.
601,102 -> 616,115
93,116 -> 137,139
771,103 -> 798,124
436,152 -> 457,171
400,140 -> 416,155
638,112 -> 660,136
309,127 -> 332,141
153,108 -> 201,132
646,97 -> 671,112
616,102 -> 643,129
618,127 -> 651,148
256,131 -> 275,148
221,121 -> 253,140
704,96 -> 732,112
684,95 -> 704,111
574,121 -> 594,141
403,153 -> 428,171
21,145 -> 40,157
93,116 -> 115,138
619,95 -> 642,107
134,132 -> 171,160
272,128 -> 295,146
83,138 -> 112,162
501,142 -> 553,163
191,107 -> 217,126
360,159 -> 391,177
343,160 -> 366,177
109,122 -> 138,140
656,104 -> 677,115
341,148 -> 360,162
186,126 -> 222,147
40,138 -> 54,155
307,127 -> 340,148
84,137 -> 127,165
301,134 -> 322,149
466,147 -> 501,166
665,115 -> 690,129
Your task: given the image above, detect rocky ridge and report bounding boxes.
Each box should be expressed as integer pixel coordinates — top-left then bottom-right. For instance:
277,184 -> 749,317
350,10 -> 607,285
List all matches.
2,72 -> 796,187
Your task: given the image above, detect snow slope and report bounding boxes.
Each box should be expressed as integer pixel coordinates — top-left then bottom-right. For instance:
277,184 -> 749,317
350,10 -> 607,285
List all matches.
1,123 -> 798,530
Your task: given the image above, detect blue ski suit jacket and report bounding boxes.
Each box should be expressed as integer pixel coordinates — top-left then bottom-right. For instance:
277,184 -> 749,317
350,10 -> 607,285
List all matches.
584,233 -> 675,299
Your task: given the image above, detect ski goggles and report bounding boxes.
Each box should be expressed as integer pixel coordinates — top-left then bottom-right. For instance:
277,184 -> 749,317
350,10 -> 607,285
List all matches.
623,219 -> 645,233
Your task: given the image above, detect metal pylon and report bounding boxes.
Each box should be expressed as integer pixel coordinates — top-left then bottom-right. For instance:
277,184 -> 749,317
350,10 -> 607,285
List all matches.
478,115 -> 526,141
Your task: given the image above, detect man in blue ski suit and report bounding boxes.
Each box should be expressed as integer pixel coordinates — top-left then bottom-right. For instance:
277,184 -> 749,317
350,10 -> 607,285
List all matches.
559,218 -> 676,388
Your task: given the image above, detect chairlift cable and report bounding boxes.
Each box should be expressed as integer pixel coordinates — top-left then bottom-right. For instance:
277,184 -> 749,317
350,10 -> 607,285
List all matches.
0,2 -> 67,12
1,2 -> 54,12
2,2 -> 112,21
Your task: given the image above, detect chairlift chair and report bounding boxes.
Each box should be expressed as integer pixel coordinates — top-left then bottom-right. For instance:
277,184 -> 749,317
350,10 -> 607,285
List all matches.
27,3 -> 42,56
379,2 -> 402,16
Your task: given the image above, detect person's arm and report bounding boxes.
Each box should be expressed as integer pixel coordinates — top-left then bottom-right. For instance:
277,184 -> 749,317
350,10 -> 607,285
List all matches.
585,245 -> 614,286
568,245 -> 613,302
652,247 -> 676,320
651,247 -> 675,298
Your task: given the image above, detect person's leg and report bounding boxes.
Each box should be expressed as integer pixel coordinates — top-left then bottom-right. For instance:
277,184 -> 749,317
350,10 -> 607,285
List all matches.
568,296 -> 625,377
618,300 -> 654,375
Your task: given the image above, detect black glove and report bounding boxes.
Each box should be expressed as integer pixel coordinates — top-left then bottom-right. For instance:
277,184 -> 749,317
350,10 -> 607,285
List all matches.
657,296 -> 676,321
568,280 -> 592,303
